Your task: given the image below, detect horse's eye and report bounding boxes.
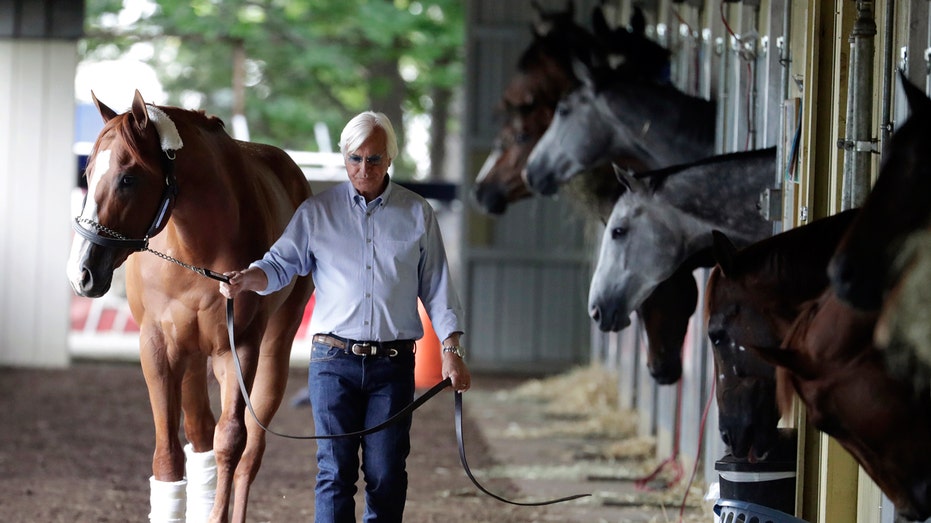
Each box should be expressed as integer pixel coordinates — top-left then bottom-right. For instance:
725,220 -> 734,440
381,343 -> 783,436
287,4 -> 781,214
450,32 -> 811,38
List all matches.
611,226 -> 627,239
119,174 -> 137,188
708,329 -> 727,347
556,103 -> 570,117
514,132 -> 530,145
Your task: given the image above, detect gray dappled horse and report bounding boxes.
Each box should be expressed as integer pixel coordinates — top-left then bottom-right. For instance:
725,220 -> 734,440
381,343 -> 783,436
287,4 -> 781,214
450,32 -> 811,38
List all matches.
588,148 -> 775,332
524,57 -> 715,195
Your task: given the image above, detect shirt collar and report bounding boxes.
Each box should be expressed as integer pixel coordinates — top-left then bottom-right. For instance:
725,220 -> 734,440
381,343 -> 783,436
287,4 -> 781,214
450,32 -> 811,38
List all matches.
350,179 -> 393,210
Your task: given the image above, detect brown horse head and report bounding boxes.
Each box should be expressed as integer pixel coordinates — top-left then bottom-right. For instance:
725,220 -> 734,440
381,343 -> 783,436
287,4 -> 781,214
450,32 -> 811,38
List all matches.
770,292 -> 931,521
704,210 -> 860,461
472,7 -> 593,214
68,90 -> 178,297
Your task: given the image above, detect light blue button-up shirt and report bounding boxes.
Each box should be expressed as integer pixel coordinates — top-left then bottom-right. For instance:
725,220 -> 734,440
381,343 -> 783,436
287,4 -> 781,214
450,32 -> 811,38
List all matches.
251,180 -> 464,343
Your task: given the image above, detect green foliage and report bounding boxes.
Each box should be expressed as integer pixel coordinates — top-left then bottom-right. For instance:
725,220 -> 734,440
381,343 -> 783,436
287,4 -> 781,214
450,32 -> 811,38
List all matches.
83,0 -> 465,174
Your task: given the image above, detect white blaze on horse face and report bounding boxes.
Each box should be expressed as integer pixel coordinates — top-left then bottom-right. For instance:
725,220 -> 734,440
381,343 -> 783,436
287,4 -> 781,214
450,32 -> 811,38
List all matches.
474,147 -> 502,184
81,149 -> 110,222
66,149 -> 111,288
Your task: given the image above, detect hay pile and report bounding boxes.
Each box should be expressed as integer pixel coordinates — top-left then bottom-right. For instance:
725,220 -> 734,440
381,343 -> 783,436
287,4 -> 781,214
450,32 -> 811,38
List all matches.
497,364 -> 638,440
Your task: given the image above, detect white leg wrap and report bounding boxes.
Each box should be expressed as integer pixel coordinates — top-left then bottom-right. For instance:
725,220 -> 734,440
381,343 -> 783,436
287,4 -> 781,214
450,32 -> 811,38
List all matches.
148,476 -> 186,523
184,443 -> 218,523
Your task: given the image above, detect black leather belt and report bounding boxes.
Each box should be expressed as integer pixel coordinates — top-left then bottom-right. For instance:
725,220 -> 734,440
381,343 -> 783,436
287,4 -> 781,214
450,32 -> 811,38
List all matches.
312,334 -> 414,357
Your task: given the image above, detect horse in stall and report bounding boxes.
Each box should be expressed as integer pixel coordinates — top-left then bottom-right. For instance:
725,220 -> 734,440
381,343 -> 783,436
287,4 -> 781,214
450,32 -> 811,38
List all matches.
588,147 -> 776,333
472,3 -> 692,384
829,72 -> 931,391
66,90 -> 314,523
739,75 -> 931,520
471,3 -> 659,216
704,209 -> 859,461
762,286 -> 931,521
523,52 -> 716,196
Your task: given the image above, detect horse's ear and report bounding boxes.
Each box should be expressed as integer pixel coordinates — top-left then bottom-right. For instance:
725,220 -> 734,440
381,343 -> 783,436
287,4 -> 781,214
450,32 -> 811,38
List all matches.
898,69 -> 931,116
629,5 -> 646,36
711,230 -> 739,277
591,4 -> 611,40
613,164 -> 646,193
130,89 -> 150,129
91,91 -> 118,123
570,56 -> 595,89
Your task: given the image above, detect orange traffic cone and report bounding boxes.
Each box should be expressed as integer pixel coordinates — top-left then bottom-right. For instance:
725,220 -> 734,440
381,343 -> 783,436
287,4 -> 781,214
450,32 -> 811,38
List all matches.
415,299 -> 443,389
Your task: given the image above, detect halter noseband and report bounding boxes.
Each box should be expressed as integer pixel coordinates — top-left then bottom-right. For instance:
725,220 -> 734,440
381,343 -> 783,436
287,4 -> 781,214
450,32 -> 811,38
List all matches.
72,151 -> 178,252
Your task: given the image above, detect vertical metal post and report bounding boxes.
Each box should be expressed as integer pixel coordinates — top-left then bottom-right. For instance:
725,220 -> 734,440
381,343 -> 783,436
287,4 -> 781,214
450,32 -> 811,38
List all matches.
879,0 -> 896,161
841,1 -> 876,210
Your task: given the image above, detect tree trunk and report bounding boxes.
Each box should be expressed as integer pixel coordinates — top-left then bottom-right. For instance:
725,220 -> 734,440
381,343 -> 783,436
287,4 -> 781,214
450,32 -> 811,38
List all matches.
429,86 -> 452,181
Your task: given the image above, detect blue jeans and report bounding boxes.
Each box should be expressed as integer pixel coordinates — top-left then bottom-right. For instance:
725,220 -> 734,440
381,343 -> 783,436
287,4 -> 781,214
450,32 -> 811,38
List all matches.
308,341 -> 415,523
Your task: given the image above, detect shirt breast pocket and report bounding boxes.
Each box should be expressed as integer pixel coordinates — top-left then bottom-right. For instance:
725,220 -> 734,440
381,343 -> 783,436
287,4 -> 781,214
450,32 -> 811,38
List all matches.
378,238 -> 420,281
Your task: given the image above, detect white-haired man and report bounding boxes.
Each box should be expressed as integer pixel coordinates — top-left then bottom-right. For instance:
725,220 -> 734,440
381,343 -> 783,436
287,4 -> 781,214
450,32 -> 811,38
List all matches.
220,111 -> 471,522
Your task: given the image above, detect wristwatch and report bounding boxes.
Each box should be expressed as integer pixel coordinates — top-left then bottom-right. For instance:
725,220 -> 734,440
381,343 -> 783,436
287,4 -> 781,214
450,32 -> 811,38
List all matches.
442,345 -> 465,358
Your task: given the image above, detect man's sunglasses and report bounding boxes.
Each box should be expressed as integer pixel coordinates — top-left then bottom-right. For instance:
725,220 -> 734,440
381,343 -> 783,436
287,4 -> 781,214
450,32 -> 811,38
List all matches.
347,154 -> 385,166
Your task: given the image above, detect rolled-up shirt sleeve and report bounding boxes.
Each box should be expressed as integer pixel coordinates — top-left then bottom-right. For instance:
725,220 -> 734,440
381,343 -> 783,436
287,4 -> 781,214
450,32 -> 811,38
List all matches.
417,201 -> 464,342
250,199 -> 316,296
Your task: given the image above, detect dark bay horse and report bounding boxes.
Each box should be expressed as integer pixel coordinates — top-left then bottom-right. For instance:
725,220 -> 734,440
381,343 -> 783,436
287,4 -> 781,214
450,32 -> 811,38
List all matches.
471,2 -> 592,215
704,209 -> 859,461
524,53 -> 715,196
829,72 -> 931,311
588,148 -> 776,333
66,91 -> 314,523
828,73 -> 931,391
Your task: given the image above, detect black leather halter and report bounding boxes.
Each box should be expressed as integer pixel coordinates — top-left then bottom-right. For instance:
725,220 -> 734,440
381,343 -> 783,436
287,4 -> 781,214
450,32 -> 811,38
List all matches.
72,152 -> 178,252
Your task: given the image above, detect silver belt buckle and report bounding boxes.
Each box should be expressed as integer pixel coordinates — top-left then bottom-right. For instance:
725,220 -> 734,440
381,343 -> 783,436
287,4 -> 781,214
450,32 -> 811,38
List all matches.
351,342 -> 398,357
351,342 -> 372,356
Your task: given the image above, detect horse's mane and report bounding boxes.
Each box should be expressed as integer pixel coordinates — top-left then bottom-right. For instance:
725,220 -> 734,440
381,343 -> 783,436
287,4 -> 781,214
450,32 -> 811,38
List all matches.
563,164 -> 625,222
638,147 -> 775,191
601,70 -> 714,148
733,209 -> 860,288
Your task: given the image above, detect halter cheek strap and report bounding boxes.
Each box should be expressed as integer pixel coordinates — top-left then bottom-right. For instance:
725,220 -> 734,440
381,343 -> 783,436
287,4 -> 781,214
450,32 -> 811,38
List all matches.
73,156 -> 178,252
74,104 -> 182,251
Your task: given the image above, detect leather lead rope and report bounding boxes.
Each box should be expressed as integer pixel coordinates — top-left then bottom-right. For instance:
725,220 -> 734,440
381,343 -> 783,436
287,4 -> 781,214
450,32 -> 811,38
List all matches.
226,297 -> 589,505
454,390 -> 592,506
224,297 -> 450,440
153,266 -> 588,506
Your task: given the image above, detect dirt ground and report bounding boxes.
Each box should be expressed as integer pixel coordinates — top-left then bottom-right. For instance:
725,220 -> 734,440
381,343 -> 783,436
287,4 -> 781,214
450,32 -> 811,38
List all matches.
0,362 -> 712,523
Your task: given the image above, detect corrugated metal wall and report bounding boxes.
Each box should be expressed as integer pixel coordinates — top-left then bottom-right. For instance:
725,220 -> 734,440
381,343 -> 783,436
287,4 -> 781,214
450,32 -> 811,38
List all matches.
462,0 -> 606,373
0,0 -> 84,367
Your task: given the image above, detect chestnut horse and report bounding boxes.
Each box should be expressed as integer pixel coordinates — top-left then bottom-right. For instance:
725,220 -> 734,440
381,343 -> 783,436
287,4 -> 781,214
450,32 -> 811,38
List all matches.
66,91 -> 314,523
829,72 -> 931,311
768,289 -> 931,521
705,209 -> 858,461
